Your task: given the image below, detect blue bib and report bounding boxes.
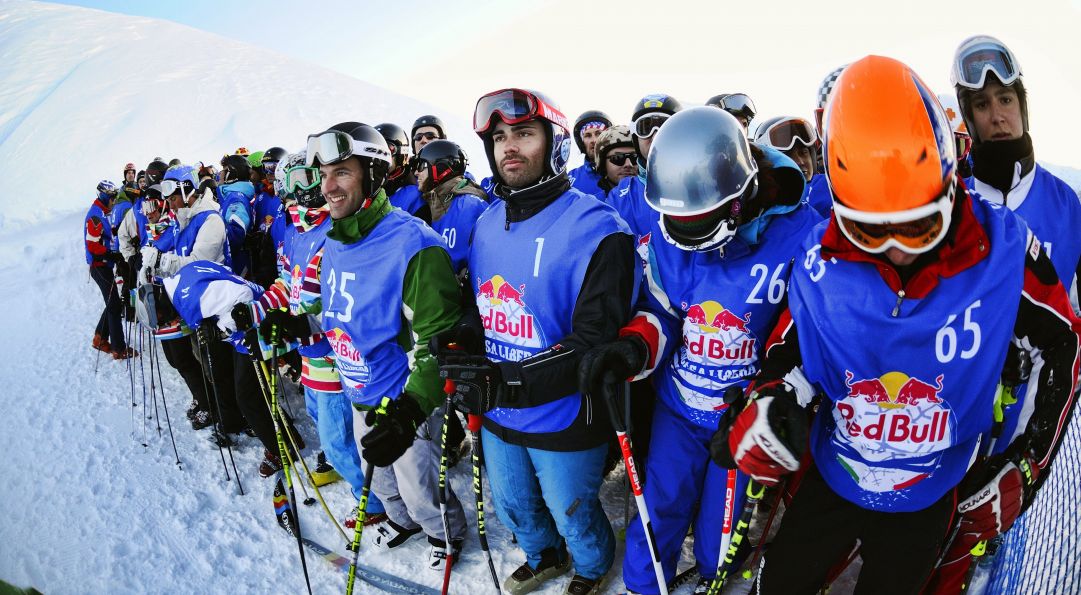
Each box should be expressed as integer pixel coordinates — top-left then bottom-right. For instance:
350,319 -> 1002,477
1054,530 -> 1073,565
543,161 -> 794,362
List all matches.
644,203 -> 821,429
605,175 -> 655,240
791,200 -> 1027,512
569,162 -> 606,200
284,218 -> 332,358
431,194 -> 488,275
470,188 -> 634,434
389,184 -> 424,215
320,209 -> 445,405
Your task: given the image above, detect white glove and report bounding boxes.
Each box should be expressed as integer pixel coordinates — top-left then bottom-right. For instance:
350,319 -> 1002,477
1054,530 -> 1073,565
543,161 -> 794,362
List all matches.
139,246 -> 160,283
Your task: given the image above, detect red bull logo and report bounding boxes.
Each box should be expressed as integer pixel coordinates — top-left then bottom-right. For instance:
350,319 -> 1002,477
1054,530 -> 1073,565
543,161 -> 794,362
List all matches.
681,300 -> 756,361
834,369 -> 953,477
325,327 -> 361,363
290,264 -> 302,301
476,275 -> 541,347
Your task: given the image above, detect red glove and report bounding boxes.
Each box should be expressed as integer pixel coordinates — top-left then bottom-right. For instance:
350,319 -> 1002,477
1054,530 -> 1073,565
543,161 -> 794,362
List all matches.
725,395 -> 808,486
956,458 -> 1037,547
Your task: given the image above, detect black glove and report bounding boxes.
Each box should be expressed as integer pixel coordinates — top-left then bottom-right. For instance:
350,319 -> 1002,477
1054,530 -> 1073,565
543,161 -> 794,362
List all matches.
360,393 -> 428,467
196,318 -> 222,347
259,309 -> 310,345
105,251 -> 126,265
440,354 -> 502,415
430,322 -> 485,359
127,254 -> 142,276
231,303 -> 255,332
577,336 -> 647,398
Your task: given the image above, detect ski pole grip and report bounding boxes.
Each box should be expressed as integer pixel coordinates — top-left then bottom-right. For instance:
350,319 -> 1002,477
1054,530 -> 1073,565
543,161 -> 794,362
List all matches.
467,414 -> 482,433
600,372 -> 627,433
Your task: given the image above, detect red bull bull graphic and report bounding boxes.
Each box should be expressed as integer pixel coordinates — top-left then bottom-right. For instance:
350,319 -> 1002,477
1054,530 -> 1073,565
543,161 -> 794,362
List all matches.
476,275 -> 543,359
673,300 -> 758,411
290,264 -> 303,302
324,327 -> 369,389
833,369 -> 954,492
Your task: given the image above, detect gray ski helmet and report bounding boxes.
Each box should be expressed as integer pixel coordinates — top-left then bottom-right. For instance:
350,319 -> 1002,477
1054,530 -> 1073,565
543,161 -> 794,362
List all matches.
572,110 -> 613,154
645,106 -> 758,252
951,35 -> 1028,144
411,115 -> 446,151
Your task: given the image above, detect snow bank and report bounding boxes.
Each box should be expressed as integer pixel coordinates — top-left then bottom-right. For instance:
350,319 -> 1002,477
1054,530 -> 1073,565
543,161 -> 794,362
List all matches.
0,0 -> 486,233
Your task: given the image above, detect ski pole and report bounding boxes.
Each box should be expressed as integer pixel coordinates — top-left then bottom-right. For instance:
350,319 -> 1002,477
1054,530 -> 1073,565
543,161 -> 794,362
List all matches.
600,375 -> 668,595
346,397 -> 386,595
467,411 -> 501,593
261,355 -> 312,595
149,331 -> 162,437
708,469 -> 738,591
437,380 -> 459,595
138,327 -> 148,446
152,339 -> 182,469
196,329 -> 237,487
707,479 -> 765,594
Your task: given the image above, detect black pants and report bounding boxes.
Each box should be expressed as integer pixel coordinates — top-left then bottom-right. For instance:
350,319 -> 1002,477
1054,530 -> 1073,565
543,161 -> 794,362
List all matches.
195,337 -> 247,432
231,350 -> 285,453
758,465 -> 953,595
90,266 -> 126,350
160,336 -> 209,411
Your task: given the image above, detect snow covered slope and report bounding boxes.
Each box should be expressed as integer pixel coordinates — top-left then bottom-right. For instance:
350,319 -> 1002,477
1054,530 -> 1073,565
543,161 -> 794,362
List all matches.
0,0 -> 486,232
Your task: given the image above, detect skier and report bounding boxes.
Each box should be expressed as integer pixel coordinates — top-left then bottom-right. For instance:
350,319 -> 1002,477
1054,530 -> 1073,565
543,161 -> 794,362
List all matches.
752,116 -> 818,184
606,94 -> 683,237
706,93 -> 756,132
567,110 -> 612,200
438,88 -> 639,594
121,162 -> 139,194
237,150 -> 386,523
139,165 -> 255,449
413,139 -> 489,275
580,106 -> 821,594
711,55 -> 1081,594
217,154 -> 256,279
592,125 -> 637,197
377,122 -> 424,215
261,122 -> 468,568
246,148 -> 286,288
925,34 -> 1081,592
411,114 -> 447,154
86,180 -> 134,359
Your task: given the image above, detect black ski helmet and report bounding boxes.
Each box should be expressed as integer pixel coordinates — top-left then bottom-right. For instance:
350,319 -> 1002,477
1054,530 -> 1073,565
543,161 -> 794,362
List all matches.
414,140 -> 469,187
375,123 -> 411,173
572,110 -> 613,154
145,158 -> 169,184
262,146 -> 287,164
411,115 -> 446,151
310,121 -> 392,201
220,154 -> 251,184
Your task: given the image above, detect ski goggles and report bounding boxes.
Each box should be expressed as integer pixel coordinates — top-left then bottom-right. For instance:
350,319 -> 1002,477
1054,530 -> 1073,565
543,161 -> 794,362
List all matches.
262,160 -> 279,177
632,112 -> 671,138
141,197 -> 165,215
473,88 -> 568,134
413,131 -> 439,143
720,93 -> 756,119
284,166 -> 321,193
605,152 -> 638,167
157,179 -> 194,198
759,118 -> 817,151
952,39 -> 1021,90
832,183 -> 955,255
305,130 -> 391,167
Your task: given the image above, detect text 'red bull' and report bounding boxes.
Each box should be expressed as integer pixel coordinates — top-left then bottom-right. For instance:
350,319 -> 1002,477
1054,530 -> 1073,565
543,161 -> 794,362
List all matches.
836,404 -> 950,444
685,335 -> 756,360
483,311 -> 535,339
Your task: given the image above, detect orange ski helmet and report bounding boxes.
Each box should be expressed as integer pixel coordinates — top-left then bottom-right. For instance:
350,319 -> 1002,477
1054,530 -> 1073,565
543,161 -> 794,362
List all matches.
824,55 -> 958,254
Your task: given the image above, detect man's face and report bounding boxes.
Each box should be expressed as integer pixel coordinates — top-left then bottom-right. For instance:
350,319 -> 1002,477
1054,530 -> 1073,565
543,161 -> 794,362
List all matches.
785,145 -> 815,182
736,114 -> 752,131
413,126 -> 441,153
137,176 -> 147,190
492,119 -> 547,189
320,157 -> 367,219
970,80 -> 1023,142
124,170 -> 135,183
165,190 -> 186,212
603,149 -> 638,185
416,167 -> 430,192
581,127 -> 605,162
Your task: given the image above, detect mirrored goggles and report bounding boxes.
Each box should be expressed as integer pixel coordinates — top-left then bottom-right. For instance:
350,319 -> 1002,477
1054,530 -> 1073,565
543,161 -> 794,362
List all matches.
262,161 -> 278,176
721,93 -> 756,119
158,179 -> 193,198
761,118 -> 817,151
141,198 -> 164,215
833,184 -> 955,255
285,166 -> 321,193
632,113 -> 671,138
954,41 -> 1020,90
473,88 -> 567,134
306,130 -> 355,167
606,152 -> 638,167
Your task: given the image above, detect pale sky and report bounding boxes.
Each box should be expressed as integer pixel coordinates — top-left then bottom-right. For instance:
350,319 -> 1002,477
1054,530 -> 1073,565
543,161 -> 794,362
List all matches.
58,0 -> 1081,165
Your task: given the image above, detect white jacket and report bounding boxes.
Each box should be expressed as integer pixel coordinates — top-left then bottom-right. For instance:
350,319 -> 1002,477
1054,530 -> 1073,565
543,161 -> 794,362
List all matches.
157,189 -> 226,276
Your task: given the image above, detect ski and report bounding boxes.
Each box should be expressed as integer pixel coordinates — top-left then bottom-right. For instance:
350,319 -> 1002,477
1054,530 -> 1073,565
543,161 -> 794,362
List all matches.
273,482 -> 439,595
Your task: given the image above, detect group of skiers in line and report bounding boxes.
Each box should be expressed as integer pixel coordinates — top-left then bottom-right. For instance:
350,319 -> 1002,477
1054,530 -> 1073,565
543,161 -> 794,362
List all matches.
82,33 -> 1081,595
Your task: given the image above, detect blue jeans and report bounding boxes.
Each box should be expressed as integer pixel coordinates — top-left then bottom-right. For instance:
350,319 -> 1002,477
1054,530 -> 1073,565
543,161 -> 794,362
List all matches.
622,400 -> 748,594
482,428 -> 615,580
304,386 -> 383,514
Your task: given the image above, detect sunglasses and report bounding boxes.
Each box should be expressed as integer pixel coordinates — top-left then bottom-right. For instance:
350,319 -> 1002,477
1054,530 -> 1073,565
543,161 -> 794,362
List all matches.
413,131 -> 439,143
606,152 -> 638,167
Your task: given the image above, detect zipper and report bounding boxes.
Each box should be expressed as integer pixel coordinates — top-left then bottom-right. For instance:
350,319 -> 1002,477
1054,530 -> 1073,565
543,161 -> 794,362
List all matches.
891,289 -> 906,317
586,393 -> 593,425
